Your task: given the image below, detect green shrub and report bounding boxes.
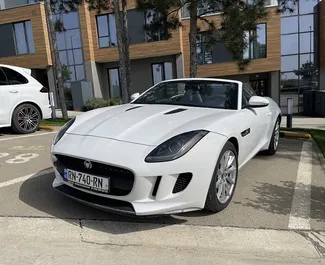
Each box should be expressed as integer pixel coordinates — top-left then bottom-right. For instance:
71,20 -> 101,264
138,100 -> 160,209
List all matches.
110,97 -> 122,106
84,97 -> 123,111
84,98 -> 111,111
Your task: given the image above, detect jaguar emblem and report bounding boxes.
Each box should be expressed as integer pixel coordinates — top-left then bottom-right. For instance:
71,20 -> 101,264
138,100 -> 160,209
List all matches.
84,160 -> 92,169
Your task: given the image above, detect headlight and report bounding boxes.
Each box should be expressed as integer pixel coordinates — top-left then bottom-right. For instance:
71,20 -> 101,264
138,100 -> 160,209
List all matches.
145,130 -> 209,163
53,117 -> 76,145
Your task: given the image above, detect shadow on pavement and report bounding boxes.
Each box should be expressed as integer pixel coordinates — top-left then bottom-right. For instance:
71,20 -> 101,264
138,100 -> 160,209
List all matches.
0,128 -> 14,135
255,138 -> 323,166
18,168 -> 188,234
234,180 -> 325,221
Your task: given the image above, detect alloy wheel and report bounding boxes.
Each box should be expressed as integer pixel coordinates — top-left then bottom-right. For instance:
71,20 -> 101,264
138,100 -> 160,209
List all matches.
18,107 -> 39,132
216,150 -> 237,204
273,120 -> 280,150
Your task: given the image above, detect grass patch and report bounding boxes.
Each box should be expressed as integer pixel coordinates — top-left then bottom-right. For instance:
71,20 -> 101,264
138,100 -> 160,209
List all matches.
281,127 -> 325,157
40,118 -> 70,127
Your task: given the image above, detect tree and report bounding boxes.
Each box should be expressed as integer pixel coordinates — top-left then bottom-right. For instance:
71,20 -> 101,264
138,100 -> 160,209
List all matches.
136,0 -> 297,77
50,0 -> 132,104
82,0 -> 132,103
294,61 -> 318,86
43,0 -> 69,120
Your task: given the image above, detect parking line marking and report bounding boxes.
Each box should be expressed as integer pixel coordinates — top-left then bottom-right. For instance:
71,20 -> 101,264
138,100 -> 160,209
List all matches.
0,132 -> 56,142
0,169 -> 53,188
288,141 -> 312,230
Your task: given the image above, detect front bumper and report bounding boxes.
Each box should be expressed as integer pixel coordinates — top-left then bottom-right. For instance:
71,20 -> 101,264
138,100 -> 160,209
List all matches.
51,132 -> 227,216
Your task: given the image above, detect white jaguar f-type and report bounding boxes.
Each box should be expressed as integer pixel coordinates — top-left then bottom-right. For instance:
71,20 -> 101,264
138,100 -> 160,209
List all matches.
51,78 -> 281,216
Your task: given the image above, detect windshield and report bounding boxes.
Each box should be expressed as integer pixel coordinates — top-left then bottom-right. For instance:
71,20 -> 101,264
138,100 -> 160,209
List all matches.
132,80 -> 239,110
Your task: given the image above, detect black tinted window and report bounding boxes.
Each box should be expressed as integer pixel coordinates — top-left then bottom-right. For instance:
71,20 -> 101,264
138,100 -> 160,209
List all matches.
1,67 -> 28,85
0,68 -> 8,86
133,80 -> 238,110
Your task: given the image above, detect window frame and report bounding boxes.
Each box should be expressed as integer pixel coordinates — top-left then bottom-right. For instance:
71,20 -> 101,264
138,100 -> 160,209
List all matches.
151,62 -> 174,85
107,67 -> 121,98
144,9 -> 165,42
243,23 -> 267,60
96,13 -> 117,48
12,20 -> 34,55
196,32 -> 213,65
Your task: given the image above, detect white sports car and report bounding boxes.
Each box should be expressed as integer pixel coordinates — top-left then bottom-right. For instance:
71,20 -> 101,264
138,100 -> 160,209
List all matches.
51,78 -> 281,216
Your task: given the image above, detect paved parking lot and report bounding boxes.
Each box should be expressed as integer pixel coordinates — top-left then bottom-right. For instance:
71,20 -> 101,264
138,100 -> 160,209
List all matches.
0,129 -> 324,232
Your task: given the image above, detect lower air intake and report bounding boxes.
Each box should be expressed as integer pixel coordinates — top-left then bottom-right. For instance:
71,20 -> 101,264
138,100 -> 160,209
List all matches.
172,173 -> 192,194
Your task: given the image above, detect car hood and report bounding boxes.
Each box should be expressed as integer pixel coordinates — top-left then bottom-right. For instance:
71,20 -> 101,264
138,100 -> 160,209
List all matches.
67,104 -> 231,146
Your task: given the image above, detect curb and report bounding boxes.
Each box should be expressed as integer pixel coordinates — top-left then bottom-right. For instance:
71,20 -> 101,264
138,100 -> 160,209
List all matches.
280,131 -> 312,139
39,125 -> 55,131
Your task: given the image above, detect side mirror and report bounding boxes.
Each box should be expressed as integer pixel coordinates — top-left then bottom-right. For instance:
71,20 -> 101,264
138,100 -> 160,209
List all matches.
248,96 -> 269,108
130,93 -> 140,101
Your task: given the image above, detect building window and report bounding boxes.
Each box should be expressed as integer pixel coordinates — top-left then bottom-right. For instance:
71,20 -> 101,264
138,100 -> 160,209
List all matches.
299,0 -> 318,15
281,34 -> 298,55
281,16 -> 298,34
196,32 -> 213,65
144,9 -> 166,42
152,62 -> 173,85
96,14 -> 117,48
181,0 -> 278,18
243,23 -> 267,60
281,55 -> 299,72
54,11 -> 85,84
263,0 -> 278,6
13,20 -> 35,55
108,68 -> 121,98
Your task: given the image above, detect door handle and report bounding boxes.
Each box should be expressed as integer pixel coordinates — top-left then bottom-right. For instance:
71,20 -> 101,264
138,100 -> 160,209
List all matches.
9,90 -> 18,93
267,112 -> 272,116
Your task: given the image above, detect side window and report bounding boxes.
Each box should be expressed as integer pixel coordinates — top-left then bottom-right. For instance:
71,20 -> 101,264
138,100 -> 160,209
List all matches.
1,67 -> 28,85
0,68 -> 8,86
242,83 -> 256,107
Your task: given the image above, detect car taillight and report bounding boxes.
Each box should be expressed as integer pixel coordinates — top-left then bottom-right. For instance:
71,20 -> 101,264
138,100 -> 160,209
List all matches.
40,87 -> 49,93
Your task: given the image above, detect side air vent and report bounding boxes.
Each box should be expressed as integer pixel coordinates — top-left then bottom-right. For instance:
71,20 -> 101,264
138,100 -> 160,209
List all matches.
164,108 -> 187,115
172,173 -> 192,194
152,176 -> 162,196
125,106 -> 142,112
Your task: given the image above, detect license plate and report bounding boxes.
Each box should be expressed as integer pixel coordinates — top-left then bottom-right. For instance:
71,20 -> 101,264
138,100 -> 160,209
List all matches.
63,169 -> 110,193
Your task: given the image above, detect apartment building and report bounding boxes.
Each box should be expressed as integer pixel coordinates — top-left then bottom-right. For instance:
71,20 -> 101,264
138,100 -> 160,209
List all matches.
0,0 -> 322,114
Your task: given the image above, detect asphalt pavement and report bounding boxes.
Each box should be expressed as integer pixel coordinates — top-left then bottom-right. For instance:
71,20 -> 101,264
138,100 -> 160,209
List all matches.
1,129 -> 325,264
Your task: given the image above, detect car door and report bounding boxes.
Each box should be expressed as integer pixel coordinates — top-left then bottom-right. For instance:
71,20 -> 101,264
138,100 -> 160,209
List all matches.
0,67 -> 22,126
242,83 -> 271,153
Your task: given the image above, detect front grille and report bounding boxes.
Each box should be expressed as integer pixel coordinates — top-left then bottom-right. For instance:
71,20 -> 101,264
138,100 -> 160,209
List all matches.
172,173 -> 192,194
54,154 -> 134,196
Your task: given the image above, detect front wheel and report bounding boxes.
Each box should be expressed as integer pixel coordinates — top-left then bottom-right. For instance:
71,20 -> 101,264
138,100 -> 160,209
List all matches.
204,141 -> 238,213
266,118 -> 280,155
11,104 -> 41,134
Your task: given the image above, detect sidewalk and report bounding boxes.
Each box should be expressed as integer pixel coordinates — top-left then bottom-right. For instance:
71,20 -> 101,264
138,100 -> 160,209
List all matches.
55,109 -> 325,130
1,217 -> 324,265
55,109 -> 82,118
281,116 -> 325,130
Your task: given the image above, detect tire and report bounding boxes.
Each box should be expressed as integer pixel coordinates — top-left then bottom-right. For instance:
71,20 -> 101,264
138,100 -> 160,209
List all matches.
11,104 -> 41,134
266,118 -> 280,155
204,141 -> 238,213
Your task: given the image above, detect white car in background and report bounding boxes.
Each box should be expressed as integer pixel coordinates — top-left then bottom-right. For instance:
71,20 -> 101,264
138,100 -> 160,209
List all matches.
0,64 -> 52,134
51,78 -> 281,216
